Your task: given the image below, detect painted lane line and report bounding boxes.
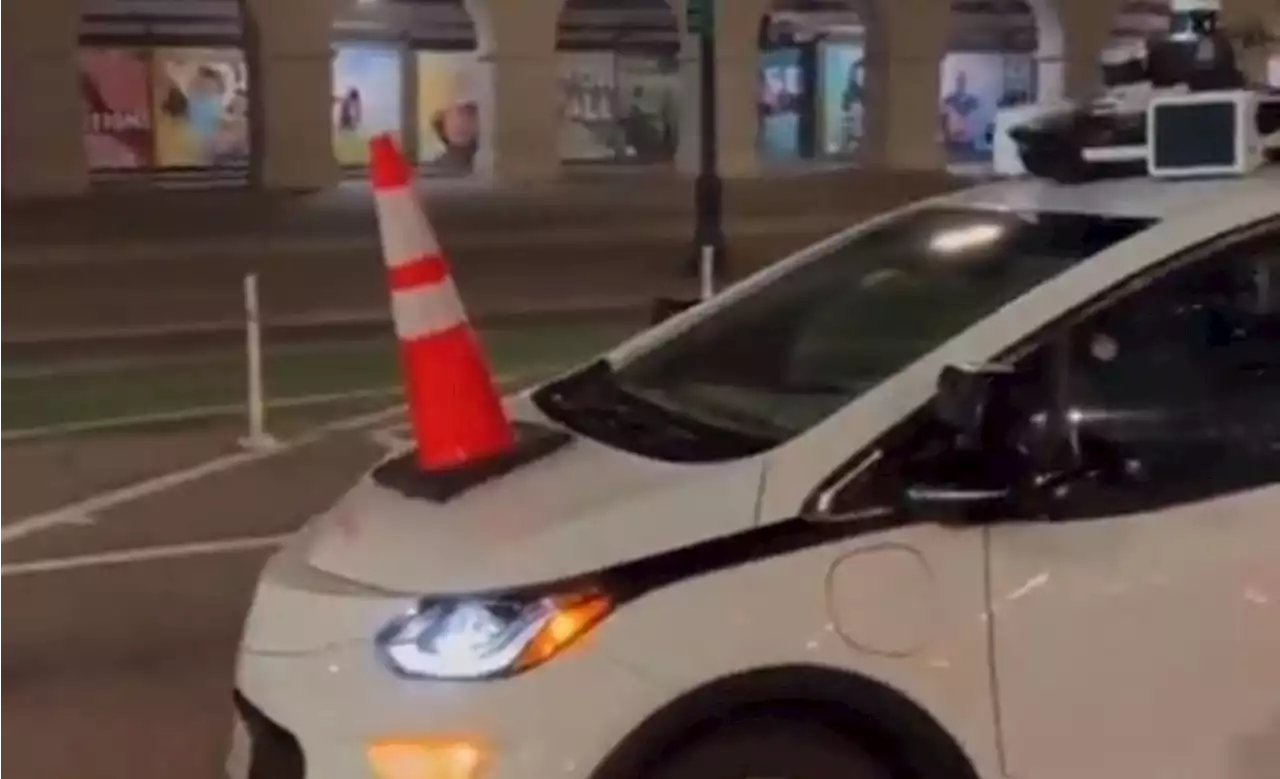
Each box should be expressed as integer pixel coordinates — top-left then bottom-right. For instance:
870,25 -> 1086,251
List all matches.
0,403 -> 401,544
0,369 -> 547,544
2,534 -> 291,577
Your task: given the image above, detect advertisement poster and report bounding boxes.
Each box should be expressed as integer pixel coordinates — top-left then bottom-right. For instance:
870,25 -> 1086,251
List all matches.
818,41 -> 865,158
615,55 -> 680,163
999,55 -> 1036,107
79,47 -> 154,170
938,52 -> 1005,163
1269,54 -> 1280,88
416,52 -> 483,174
758,47 -> 803,160
151,47 -> 250,168
332,46 -> 404,166
558,52 -> 619,161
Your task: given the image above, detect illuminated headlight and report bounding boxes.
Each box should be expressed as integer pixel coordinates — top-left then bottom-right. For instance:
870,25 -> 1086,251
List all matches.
376,592 -> 613,680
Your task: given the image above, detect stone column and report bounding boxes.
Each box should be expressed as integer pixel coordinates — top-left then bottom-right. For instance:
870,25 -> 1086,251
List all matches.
243,0 -> 340,191
465,0 -> 560,183
676,0 -> 772,177
1222,0 -> 1280,85
1049,0 -> 1131,100
860,0 -> 949,170
400,40 -> 420,165
1,0 -> 88,198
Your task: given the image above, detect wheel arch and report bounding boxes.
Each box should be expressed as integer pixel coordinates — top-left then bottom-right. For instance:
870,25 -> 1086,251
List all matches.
590,663 -> 981,779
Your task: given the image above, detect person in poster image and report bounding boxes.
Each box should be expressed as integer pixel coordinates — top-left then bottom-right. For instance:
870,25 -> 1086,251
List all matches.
428,83 -> 480,174
338,88 -> 364,133
837,53 -> 865,153
158,61 -> 246,166
940,70 -> 981,150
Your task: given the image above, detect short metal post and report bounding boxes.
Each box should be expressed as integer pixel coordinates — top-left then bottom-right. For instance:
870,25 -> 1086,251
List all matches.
239,273 -> 278,450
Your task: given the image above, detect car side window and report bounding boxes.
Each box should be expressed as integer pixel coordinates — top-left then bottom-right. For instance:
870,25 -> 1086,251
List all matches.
814,224 -> 1280,524
1060,229 -> 1280,516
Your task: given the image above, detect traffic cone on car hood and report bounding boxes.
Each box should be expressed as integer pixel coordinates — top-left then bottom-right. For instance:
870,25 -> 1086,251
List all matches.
368,133 -> 514,472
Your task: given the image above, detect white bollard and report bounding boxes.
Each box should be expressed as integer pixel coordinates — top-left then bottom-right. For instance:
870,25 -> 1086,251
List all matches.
238,273 -> 278,451
698,244 -> 716,302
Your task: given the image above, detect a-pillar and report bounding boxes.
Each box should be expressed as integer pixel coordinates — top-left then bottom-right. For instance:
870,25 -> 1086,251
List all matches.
859,0 -> 949,170
242,0 -> 339,191
2,0 -> 88,198
1030,0 -> 1126,104
464,0 -> 560,182
675,0 -> 771,178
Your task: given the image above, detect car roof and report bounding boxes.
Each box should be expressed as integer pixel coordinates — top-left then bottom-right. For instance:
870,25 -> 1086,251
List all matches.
937,166 -> 1280,220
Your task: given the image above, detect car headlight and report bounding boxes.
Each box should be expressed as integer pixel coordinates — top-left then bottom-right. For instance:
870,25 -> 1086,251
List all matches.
376,591 -> 613,680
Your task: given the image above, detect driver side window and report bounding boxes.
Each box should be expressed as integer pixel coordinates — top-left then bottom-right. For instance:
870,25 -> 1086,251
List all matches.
1061,228 -> 1280,514
819,222 -> 1280,523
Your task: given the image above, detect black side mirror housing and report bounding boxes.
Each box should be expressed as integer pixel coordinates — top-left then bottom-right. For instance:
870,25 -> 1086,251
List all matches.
906,362 -> 1077,521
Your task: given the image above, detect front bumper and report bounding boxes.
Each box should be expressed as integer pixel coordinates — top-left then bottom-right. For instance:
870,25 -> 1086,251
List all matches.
229,547 -> 665,779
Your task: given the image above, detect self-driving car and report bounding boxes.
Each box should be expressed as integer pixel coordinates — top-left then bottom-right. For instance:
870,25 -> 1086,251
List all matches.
229,122 -> 1280,779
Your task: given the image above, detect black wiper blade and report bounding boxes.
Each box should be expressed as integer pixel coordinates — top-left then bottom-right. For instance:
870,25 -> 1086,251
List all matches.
534,360 -> 775,459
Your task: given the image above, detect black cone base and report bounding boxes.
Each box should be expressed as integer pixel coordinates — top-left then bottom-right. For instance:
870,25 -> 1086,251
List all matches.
372,420 -> 573,503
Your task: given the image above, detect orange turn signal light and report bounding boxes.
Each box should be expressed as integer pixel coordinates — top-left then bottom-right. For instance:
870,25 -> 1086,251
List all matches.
515,592 -> 613,671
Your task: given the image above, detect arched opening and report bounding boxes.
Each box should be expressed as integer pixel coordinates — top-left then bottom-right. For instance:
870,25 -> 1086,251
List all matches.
78,0 -> 250,186
757,0 -> 868,166
331,0 -> 482,176
940,0 -> 1040,170
554,0 -> 682,165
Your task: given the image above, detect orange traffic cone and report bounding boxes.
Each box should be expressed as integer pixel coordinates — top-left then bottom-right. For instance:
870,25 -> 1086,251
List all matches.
368,134 -> 514,472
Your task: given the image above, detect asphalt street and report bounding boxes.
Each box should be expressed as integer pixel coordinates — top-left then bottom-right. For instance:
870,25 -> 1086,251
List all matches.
2,416 -> 403,779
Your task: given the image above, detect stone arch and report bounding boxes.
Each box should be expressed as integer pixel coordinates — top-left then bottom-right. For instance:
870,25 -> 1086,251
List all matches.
77,0 -> 250,181
554,0 -> 682,165
757,0 -> 873,164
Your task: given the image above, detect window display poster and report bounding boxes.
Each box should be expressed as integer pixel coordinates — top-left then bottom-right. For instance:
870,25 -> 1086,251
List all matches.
559,52 -> 619,161
1269,54 -> 1280,88
818,42 -> 865,158
938,52 -> 1004,163
759,47 -> 804,159
999,55 -> 1036,107
152,47 -> 249,168
333,45 -> 403,166
416,51 -> 484,174
80,47 -> 154,170
615,55 -> 680,163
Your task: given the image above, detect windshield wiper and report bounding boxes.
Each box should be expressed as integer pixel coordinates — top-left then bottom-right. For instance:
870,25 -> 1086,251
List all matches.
533,361 -> 776,461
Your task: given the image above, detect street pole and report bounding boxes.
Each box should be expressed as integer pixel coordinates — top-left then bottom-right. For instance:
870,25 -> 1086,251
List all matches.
691,1 -> 725,288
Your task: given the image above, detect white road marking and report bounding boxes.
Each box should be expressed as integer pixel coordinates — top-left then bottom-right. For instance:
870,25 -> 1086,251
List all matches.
0,403 -> 404,544
0,368 -> 545,545
2,534 -> 291,577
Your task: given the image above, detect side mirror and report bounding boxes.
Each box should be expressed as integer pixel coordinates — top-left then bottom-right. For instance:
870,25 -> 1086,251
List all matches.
905,362 -> 1074,521
932,363 -> 1004,444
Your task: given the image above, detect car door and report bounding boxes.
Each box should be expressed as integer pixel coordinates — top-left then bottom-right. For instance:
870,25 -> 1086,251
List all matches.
986,223 -> 1280,779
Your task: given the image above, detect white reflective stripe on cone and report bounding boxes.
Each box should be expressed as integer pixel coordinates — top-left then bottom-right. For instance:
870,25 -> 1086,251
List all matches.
390,278 -> 468,340
374,188 -> 441,269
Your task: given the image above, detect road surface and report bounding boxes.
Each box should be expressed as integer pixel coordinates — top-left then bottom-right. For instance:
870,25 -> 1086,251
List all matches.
2,414 -> 406,779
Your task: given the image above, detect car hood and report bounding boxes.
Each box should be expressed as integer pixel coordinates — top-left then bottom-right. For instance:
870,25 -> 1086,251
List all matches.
301,399 -> 767,595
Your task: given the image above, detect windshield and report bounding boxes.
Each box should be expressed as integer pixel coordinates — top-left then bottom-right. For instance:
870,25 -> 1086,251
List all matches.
536,206 -> 1156,461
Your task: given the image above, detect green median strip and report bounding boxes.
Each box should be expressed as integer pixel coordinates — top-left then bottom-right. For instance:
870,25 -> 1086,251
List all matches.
1,323 -> 638,436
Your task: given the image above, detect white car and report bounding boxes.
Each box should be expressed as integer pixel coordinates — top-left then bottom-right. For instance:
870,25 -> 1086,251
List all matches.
230,167 -> 1279,779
